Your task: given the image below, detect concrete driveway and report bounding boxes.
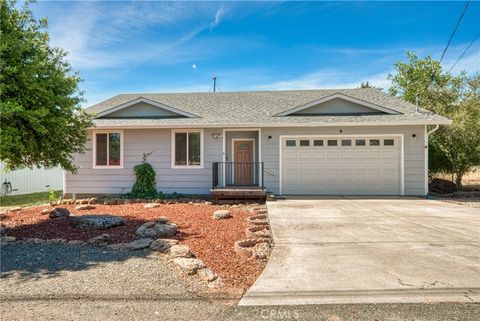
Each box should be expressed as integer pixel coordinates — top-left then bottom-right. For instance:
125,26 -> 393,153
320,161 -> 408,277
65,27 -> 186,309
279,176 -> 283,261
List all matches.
240,197 -> 480,305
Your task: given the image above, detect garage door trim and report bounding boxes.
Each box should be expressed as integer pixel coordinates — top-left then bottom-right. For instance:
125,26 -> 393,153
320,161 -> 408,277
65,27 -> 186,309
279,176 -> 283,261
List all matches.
278,134 -> 404,196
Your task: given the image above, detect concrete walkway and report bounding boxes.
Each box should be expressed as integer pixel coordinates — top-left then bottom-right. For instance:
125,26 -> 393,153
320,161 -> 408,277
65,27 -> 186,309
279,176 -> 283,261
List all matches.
240,197 -> 480,305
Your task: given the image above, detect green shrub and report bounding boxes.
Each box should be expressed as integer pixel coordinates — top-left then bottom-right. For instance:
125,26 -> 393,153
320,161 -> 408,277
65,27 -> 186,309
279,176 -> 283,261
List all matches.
48,189 -> 58,203
131,154 -> 157,199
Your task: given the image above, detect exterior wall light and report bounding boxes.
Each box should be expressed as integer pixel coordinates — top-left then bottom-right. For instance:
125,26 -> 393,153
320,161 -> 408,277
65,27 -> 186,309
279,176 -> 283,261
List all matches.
212,134 -> 223,139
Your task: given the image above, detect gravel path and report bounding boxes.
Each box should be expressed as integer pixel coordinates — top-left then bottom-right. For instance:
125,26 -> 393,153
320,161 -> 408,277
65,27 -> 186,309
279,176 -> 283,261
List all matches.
1,244 -> 478,321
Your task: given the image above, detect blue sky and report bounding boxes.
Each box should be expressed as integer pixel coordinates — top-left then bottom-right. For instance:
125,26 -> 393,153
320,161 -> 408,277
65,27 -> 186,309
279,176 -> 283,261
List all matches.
31,1 -> 480,106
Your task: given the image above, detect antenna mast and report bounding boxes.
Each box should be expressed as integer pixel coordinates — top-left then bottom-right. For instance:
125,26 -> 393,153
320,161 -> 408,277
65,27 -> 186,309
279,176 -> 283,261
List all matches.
212,76 -> 217,93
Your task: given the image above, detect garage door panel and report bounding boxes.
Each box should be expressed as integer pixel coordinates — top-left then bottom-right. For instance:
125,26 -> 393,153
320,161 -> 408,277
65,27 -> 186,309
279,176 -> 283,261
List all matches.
282,136 -> 401,195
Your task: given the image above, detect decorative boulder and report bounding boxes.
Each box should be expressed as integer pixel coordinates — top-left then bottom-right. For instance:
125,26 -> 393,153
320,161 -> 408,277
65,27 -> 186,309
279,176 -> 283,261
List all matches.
87,234 -> 110,246
0,236 -> 16,244
144,203 -> 160,209
150,238 -> 179,253
173,258 -> 205,275
49,208 -> 70,219
127,238 -> 153,250
213,210 -> 231,220
156,216 -> 169,224
169,244 -> 193,258
75,204 -> 96,210
71,215 -> 125,230
198,268 -> 218,282
136,221 -> 177,238
8,207 -> 22,213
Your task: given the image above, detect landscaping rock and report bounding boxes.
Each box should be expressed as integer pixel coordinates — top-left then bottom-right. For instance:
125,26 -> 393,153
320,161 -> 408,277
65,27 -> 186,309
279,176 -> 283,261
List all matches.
169,244 -> 193,258
8,207 -> 22,213
46,238 -> 67,244
198,268 -> 218,282
40,208 -> 50,215
0,224 -> 7,235
0,236 -> 16,245
87,234 -> 110,246
75,204 -> 96,210
71,214 -> 125,230
0,212 -> 6,220
49,208 -> 70,219
150,238 -> 178,253
136,221 -> 177,238
88,197 -> 98,205
67,240 -> 84,245
127,238 -> 153,250
24,238 -> 45,244
173,258 -> 205,275
156,216 -> 169,224
213,210 -> 231,220
207,277 -> 224,289
204,201 -> 213,205
144,203 -> 160,209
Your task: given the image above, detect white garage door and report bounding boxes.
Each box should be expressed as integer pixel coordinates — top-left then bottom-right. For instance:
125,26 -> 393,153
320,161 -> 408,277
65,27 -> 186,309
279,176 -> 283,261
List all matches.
281,136 -> 402,195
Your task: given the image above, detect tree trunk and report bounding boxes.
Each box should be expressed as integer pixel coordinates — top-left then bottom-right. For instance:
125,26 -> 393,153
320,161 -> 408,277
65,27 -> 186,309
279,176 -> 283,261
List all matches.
455,173 -> 463,191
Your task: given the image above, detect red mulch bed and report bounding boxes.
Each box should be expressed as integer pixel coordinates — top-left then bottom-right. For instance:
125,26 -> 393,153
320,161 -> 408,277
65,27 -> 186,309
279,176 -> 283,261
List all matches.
1,203 -> 267,290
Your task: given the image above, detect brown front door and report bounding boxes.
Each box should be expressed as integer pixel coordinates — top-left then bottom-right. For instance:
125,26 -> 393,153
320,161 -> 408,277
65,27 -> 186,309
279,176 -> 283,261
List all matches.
233,140 -> 254,186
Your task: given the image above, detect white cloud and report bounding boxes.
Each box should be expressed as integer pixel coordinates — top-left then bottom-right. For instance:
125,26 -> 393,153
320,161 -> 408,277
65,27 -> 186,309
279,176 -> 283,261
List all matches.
210,5 -> 226,31
192,64 -> 197,70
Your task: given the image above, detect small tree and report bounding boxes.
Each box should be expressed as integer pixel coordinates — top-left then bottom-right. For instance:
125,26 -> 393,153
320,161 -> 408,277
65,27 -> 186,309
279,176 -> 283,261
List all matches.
130,153 -> 157,199
388,52 -> 480,189
0,0 -> 93,172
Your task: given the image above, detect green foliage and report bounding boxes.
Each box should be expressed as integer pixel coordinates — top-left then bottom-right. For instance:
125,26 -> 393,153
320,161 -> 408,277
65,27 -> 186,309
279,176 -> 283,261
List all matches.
389,52 -> 480,189
130,154 -> 157,199
0,190 -> 61,207
0,0 -> 93,172
359,81 -> 382,90
48,189 -> 57,203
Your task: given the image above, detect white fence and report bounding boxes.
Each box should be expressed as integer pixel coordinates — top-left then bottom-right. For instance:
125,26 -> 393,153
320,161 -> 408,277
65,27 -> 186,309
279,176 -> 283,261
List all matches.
0,162 -> 63,196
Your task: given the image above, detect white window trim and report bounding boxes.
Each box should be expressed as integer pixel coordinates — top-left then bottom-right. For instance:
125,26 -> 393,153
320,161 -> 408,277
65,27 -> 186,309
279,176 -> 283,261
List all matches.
92,130 -> 124,169
171,129 -> 204,169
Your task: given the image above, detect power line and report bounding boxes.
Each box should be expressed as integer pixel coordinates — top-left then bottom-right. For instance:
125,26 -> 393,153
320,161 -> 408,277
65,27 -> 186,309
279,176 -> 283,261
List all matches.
440,0 -> 471,63
448,33 -> 480,73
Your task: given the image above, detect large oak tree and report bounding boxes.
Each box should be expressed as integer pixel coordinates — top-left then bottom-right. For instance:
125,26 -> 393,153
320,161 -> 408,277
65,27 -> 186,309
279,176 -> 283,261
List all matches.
388,52 -> 480,189
0,0 -> 93,172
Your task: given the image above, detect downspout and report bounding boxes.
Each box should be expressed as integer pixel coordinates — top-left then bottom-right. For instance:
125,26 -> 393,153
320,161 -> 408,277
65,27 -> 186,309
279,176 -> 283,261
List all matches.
425,124 -> 440,196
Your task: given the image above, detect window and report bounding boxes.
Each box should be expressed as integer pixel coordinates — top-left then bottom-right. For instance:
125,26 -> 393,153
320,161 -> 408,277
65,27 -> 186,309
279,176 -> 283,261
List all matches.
355,139 -> 366,146
300,140 -> 310,147
94,131 -> 123,168
384,139 -> 395,146
341,140 -> 352,146
286,140 -> 296,147
313,140 -> 324,146
172,130 -> 203,167
369,139 -> 380,146
327,140 -> 338,146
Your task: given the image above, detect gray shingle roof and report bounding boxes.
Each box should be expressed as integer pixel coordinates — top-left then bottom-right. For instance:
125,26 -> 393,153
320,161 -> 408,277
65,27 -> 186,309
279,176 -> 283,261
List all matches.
86,88 -> 451,128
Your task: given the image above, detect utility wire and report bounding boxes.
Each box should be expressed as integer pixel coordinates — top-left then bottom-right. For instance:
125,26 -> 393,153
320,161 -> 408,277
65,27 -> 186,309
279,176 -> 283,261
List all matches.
448,33 -> 480,73
440,0 -> 471,63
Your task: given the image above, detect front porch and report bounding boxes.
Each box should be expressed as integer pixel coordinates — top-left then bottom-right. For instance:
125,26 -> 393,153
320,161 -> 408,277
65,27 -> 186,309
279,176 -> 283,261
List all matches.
210,161 -> 267,202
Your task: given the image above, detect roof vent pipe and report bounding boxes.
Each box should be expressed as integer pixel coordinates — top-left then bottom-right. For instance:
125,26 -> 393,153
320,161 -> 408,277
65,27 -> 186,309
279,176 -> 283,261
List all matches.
416,93 -> 420,113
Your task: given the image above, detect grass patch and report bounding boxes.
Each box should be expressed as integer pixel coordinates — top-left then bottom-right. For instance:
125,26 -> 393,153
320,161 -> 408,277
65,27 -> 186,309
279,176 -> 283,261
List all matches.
0,190 -> 62,207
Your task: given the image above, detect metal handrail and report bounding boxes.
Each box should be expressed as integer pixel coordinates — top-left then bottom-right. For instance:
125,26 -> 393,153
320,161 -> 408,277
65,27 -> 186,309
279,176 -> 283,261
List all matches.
212,162 -> 264,189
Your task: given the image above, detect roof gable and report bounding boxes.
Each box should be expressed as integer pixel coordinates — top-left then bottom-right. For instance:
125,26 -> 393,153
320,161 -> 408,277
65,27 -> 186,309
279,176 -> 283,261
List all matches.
275,93 -> 401,116
96,97 -> 199,119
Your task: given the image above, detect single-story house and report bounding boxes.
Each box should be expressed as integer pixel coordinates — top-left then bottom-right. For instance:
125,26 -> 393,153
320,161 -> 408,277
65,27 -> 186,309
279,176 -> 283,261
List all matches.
64,88 -> 450,197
